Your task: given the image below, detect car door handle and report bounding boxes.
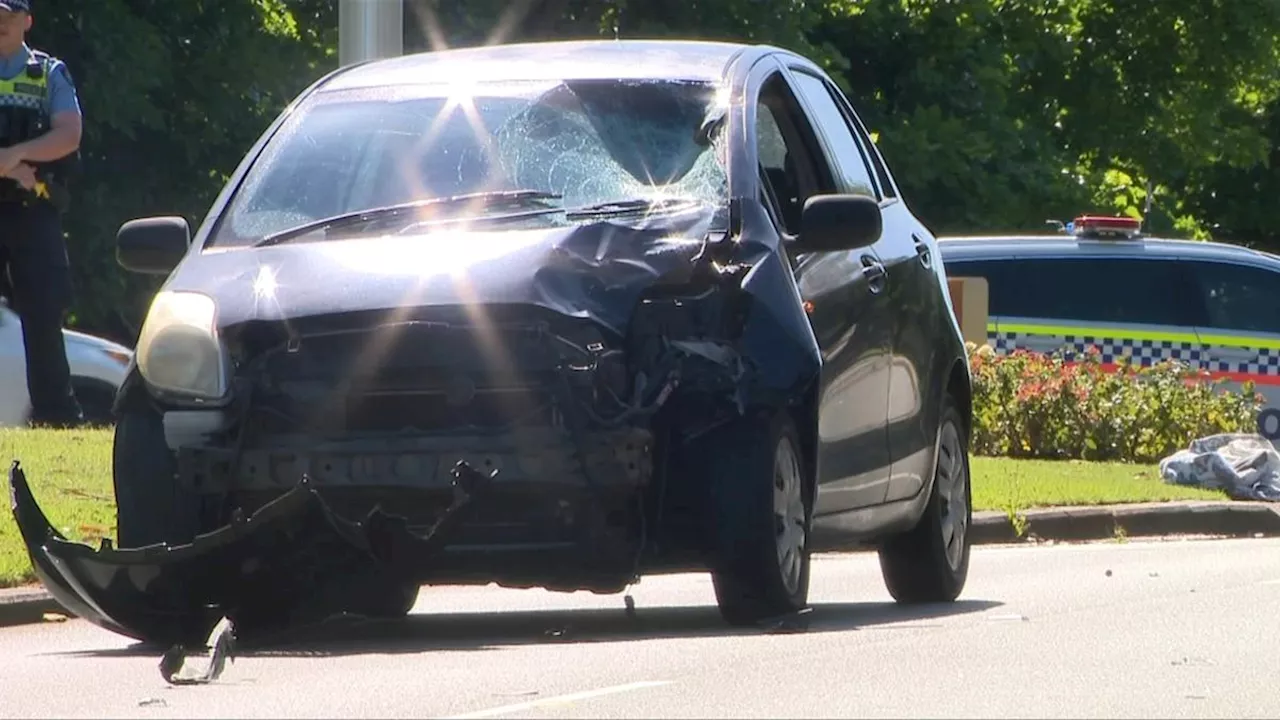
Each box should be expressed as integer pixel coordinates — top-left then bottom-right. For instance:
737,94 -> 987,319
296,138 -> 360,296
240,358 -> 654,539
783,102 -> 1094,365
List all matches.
1021,336 -> 1065,353
1207,346 -> 1259,364
860,255 -> 887,294
912,234 -> 932,269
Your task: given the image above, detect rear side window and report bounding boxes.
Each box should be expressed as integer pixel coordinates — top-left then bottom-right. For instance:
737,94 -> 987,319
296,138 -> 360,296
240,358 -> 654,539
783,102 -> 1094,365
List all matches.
1187,261 -> 1280,335
943,257 -> 1202,328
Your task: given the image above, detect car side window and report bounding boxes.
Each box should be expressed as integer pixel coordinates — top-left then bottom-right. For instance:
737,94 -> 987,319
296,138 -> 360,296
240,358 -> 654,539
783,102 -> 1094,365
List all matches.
754,72 -> 836,235
787,70 -> 879,199
943,257 -> 1203,328
838,94 -> 897,199
1188,261 -> 1280,335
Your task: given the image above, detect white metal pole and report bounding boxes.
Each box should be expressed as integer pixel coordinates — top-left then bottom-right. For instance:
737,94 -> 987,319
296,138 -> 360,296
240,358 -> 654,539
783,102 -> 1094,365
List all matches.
339,0 -> 405,67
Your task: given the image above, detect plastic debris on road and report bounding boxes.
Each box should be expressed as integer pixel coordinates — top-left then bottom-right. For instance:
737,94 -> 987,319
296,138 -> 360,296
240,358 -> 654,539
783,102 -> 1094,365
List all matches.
1159,433 -> 1280,502
160,617 -> 237,686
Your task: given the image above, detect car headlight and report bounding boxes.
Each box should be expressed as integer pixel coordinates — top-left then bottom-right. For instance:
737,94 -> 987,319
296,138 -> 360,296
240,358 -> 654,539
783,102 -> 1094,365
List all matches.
135,291 -> 229,400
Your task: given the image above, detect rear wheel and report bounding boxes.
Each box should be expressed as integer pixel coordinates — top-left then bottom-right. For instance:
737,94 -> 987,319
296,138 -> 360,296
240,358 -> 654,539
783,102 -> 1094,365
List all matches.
708,410 -> 812,626
878,395 -> 971,603
113,403 -> 200,549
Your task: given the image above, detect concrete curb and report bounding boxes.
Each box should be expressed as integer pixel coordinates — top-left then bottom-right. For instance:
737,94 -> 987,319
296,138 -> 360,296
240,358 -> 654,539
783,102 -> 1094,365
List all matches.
3,500 -> 1280,631
969,500 -> 1280,544
0,585 -> 65,629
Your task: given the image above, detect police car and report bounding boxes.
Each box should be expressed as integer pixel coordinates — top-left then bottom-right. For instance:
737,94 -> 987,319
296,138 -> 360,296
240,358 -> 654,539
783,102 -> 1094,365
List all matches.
937,215 -> 1280,440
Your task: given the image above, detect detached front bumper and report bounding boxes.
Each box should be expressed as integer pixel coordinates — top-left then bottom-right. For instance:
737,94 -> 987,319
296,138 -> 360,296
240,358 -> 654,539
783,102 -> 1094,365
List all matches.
8,459 -> 492,647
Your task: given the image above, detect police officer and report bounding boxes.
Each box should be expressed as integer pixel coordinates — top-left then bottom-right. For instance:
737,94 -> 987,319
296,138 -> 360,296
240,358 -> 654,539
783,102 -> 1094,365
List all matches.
0,0 -> 83,427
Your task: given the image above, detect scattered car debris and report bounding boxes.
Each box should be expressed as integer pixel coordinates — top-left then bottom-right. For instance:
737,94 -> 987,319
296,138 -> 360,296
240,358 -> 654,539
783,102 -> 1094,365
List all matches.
41,612 -> 66,623
137,697 -> 168,708
160,616 -> 237,686
987,613 -> 1030,623
8,459 -> 490,647
761,606 -> 812,634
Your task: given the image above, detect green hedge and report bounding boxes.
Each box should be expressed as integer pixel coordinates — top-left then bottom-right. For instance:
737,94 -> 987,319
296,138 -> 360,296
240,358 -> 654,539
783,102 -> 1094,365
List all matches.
968,343 -> 1262,464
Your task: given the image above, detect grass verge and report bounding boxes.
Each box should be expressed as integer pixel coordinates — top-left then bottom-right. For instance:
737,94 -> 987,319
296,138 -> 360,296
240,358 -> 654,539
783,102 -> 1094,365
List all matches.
0,429 -> 1233,589
970,456 -> 1226,512
1,427 -> 115,589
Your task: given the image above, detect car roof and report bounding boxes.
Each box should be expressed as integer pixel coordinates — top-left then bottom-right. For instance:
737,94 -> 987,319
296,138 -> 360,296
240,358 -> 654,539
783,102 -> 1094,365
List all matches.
321,39 -> 767,92
936,233 -> 1280,269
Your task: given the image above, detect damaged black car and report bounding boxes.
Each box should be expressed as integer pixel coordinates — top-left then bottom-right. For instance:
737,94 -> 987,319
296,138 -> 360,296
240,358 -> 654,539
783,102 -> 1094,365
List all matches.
11,39 -> 975,646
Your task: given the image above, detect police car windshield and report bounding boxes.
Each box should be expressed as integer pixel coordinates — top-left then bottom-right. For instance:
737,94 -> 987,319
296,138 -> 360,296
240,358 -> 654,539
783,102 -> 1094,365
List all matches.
207,78 -> 729,248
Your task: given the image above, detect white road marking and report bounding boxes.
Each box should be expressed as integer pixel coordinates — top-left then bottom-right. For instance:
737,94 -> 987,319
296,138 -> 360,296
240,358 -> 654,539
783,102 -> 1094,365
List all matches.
1260,578 -> 1280,586
443,680 -> 674,719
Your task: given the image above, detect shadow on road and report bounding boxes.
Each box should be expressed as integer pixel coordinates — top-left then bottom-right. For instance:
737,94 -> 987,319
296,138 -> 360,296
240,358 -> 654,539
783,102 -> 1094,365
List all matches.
47,597 -> 1002,660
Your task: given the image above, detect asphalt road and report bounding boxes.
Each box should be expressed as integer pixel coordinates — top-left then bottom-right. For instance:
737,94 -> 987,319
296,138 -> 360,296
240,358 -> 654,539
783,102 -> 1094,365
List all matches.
2,537 -> 1279,719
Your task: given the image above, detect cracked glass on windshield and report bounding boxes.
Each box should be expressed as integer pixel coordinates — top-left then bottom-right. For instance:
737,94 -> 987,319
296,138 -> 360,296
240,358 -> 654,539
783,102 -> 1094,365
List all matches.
207,78 -> 729,247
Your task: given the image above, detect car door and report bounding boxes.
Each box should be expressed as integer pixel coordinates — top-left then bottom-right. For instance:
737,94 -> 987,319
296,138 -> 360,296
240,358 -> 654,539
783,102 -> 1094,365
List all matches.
0,302 -> 32,426
752,64 -> 893,514
783,68 -> 944,503
1183,258 -> 1280,425
941,253 -> 1206,370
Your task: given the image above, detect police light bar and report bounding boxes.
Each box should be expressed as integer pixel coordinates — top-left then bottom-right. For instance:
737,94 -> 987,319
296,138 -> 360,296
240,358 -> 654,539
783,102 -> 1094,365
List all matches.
1072,215 -> 1142,239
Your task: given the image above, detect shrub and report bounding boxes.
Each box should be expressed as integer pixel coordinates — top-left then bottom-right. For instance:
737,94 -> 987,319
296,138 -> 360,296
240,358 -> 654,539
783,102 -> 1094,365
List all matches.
967,342 -> 1263,464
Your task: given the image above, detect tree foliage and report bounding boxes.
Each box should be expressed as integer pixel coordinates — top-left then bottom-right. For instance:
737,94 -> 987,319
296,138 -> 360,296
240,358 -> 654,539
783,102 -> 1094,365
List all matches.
18,0 -> 1280,343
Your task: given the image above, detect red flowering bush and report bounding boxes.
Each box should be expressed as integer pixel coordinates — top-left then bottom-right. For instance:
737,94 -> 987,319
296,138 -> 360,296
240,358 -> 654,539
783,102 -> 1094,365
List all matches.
968,342 -> 1263,463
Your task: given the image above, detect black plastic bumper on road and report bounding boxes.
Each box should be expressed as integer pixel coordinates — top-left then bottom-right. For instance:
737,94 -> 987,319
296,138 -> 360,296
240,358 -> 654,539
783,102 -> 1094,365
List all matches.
6,459 -> 491,646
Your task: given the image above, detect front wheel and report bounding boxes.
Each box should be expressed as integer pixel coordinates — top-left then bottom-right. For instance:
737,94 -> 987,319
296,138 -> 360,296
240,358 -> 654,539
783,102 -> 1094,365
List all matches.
707,410 -> 812,626
878,395 -> 972,603
345,578 -> 420,620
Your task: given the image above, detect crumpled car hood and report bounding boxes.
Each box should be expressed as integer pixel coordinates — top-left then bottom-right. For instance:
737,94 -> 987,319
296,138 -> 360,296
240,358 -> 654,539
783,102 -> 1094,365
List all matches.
10,201 -> 824,648
171,209 -> 722,337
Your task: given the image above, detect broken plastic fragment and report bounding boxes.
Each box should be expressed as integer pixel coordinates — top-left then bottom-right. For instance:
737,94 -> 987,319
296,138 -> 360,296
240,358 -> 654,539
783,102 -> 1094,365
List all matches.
137,698 -> 167,708
762,606 -> 813,634
41,612 -> 67,623
160,617 -> 237,686
986,613 -> 1030,623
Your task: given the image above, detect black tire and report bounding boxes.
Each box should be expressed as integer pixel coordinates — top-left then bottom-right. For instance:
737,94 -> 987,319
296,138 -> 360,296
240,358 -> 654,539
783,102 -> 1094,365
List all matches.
708,410 -> 812,626
348,580 -> 420,620
878,394 -> 972,603
113,403 -> 200,549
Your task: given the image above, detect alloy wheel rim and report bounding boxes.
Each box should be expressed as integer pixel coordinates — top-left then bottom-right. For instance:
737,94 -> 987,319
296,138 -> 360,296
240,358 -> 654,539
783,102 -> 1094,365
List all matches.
935,423 -> 969,570
773,435 -> 806,596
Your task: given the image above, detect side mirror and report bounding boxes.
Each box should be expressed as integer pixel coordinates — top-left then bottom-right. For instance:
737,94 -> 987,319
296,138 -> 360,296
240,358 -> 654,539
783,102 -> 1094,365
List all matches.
792,194 -> 883,253
116,216 -> 191,275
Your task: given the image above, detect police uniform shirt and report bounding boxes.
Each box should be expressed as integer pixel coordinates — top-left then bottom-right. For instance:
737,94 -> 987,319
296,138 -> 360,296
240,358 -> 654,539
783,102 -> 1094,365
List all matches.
0,42 -> 80,123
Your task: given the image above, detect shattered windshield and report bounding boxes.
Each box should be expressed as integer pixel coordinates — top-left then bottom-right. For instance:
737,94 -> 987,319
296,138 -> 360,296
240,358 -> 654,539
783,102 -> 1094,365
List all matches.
207,78 -> 729,247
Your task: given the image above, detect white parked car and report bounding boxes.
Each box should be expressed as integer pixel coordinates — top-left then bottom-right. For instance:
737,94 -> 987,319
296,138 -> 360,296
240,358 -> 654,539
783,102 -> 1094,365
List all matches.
0,298 -> 133,427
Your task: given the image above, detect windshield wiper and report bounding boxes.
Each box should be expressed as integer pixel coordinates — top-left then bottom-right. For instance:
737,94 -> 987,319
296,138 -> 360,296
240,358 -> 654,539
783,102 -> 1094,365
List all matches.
253,190 -> 564,248
565,196 -> 705,220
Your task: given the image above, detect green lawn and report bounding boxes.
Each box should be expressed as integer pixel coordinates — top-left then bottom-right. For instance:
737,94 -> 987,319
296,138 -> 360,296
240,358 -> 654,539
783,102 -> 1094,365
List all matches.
0,428 -> 1231,589
970,456 -> 1225,513
0,427 -> 116,590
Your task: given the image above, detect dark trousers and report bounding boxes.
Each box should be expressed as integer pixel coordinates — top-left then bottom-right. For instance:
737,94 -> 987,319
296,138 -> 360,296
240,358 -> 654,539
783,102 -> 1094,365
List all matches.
0,199 -> 83,427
